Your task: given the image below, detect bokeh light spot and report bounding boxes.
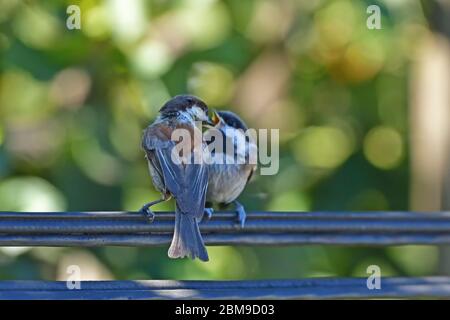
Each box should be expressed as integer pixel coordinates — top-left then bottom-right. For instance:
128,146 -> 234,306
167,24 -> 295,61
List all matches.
71,135 -> 123,186
0,177 -> 66,211
12,5 -> 60,49
314,0 -> 359,50
83,5 -> 111,39
178,1 -> 231,49
188,62 -> 235,105
294,126 -> 353,169
363,126 -> 403,170
387,246 -> 439,276
50,68 -> 91,109
341,37 -> 386,82
0,70 -> 52,123
268,191 -> 310,211
132,40 -> 174,77
108,0 -> 147,45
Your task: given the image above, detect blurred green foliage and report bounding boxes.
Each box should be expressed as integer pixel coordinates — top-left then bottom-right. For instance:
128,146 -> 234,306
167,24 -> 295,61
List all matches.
0,0 -> 440,280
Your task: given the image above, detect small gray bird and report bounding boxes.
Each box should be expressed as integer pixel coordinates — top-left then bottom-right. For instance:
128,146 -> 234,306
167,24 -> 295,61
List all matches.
141,95 -> 212,261
204,110 -> 257,226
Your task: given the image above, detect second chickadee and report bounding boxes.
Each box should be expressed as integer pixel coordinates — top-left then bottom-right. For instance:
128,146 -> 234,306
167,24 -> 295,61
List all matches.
204,110 -> 257,226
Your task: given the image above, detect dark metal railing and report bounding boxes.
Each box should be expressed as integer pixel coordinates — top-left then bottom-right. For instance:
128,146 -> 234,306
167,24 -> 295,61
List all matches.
1,211 -> 450,246
1,277 -> 450,299
1,211 -> 450,299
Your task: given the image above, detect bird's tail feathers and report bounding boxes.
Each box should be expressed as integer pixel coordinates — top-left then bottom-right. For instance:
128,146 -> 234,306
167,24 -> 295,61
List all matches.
168,204 -> 209,261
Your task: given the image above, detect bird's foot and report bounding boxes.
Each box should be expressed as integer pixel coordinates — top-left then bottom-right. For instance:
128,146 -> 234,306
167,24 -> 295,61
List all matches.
139,195 -> 170,223
139,198 -> 167,223
200,207 -> 214,223
234,201 -> 246,228
139,203 -> 156,223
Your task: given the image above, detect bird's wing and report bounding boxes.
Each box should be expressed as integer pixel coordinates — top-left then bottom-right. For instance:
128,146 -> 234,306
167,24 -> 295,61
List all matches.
185,153 -> 209,219
142,124 -> 174,150
142,123 -> 208,219
155,148 -> 208,219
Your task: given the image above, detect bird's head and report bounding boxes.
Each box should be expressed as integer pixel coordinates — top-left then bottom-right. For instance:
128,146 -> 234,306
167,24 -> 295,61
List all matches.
159,95 -> 212,124
210,110 -> 248,131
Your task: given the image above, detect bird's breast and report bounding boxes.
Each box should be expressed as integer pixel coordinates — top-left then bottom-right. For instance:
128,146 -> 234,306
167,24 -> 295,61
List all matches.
206,163 -> 250,204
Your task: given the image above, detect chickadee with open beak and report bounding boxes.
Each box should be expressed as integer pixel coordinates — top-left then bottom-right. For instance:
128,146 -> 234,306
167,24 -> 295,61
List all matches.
141,95 -> 213,261
204,110 -> 257,226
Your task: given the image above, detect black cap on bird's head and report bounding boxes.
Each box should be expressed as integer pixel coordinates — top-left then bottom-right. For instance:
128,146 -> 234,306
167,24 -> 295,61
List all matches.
211,110 -> 248,131
159,95 -> 213,124
160,95 -> 208,115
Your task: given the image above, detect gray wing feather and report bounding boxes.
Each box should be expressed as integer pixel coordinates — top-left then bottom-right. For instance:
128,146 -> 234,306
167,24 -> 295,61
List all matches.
155,148 -> 208,219
142,125 -> 208,219
185,160 -> 208,219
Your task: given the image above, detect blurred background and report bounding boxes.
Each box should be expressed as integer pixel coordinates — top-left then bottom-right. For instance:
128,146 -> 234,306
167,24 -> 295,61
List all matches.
0,0 -> 449,281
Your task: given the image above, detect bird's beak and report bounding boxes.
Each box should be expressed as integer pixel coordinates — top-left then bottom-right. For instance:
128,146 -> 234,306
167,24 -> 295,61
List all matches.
204,110 -> 219,127
211,110 -> 221,125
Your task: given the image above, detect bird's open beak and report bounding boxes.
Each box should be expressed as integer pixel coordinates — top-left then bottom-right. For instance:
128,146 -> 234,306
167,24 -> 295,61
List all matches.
211,110 -> 221,125
205,110 -> 219,127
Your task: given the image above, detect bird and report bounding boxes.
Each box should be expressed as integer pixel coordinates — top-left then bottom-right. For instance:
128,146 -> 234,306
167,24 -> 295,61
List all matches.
140,95 -> 213,261
203,110 -> 257,227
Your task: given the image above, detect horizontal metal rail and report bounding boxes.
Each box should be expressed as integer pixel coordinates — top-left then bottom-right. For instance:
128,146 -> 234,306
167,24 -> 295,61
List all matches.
1,212 -> 449,300
0,277 -> 449,299
0,211 -> 450,246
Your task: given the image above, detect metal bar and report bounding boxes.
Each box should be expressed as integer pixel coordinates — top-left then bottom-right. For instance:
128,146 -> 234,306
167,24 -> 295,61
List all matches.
1,233 -> 450,246
1,211 -> 450,246
4,212 -> 450,231
0,277 -> 449,299
3,211 -> 450,219
4,219 -> 450,234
